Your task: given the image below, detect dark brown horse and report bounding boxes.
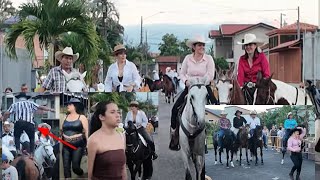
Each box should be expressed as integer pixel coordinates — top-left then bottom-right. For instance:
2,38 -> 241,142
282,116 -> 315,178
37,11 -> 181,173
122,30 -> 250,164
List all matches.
234,125 -> 250,166
12,156 -> 40,180
162,74 -> 175,104
248,125 -> 264,166
144,77 -> 163,92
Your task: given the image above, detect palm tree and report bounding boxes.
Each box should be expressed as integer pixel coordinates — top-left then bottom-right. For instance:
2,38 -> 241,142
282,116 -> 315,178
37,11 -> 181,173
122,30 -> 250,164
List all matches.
5,0 -> 99,69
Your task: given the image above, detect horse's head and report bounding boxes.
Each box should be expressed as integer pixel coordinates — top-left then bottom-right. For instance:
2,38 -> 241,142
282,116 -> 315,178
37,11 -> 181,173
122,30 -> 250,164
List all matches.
253,71 -> 277,104
37,142 -> 56,166
125,121 -> 139,151
62,70 -> 87,92
215,66 -> 235,104
186,77 -> 209,127
254,125 -> 263,139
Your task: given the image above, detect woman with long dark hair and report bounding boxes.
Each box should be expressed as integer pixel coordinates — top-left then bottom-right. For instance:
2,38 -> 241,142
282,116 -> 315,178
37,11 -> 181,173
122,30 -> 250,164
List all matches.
237,33 -> 270,104
88,101 -> 127,180
62,98 -> 88,178
287,126 -> 306,180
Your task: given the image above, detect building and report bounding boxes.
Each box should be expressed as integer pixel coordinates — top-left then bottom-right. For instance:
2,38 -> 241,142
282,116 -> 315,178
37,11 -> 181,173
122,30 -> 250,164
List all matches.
205,108 -> 221,124
209,23 -> 277,64
265,22 -> 318,84
155,56 -> 181,74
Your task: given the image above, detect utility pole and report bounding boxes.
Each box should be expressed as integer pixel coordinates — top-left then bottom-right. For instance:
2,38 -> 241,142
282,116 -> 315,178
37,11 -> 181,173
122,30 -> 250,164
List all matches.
280,13 -> 283,28
140,16 -> 143,45
297,6 -> 300,40
318,0 -> 320,29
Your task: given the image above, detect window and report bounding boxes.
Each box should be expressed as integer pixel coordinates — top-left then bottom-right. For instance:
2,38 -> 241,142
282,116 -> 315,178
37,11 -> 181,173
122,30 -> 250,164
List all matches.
269,36 -> 279,49
280,35 -> 297,44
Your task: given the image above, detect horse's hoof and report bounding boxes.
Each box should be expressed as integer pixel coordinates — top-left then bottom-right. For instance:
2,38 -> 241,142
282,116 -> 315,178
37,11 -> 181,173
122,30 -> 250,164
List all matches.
214,161 -> 217,165
255,163 -> 258,166
231,162 -> 235,168
261,162 -> 264,165
247,163 -> 250,166
226,166 -> 230,169
281,159 -> 284,165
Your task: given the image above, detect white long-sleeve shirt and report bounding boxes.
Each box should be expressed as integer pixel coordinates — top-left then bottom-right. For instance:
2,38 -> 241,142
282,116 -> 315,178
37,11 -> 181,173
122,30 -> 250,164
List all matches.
125,110 -> 148,129
246,116 -> 261,129
2,133 -> 16,152
104,60 -> 141,92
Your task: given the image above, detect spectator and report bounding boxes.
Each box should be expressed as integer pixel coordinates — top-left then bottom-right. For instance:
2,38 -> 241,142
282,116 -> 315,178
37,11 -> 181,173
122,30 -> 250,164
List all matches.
1,154 -> 18,180
270,125 -> 278,150
21,84 -> 28,92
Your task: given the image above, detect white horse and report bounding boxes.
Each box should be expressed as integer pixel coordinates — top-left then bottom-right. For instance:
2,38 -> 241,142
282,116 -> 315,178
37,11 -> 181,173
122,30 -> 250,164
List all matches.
215,68 -> 235,104
33,141 -> 56,179
62,70 -> 88,92
180,77 -> 208,180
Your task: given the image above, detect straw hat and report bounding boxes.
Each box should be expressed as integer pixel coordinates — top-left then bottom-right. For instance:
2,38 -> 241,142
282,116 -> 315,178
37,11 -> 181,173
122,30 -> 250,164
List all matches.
55,47 -> 79,63
186,35 -> 209,48
220,111 -> 228,115
237,33 -> 264,46
113,44 -> 126,55
250,110 -> 257,115
38,123 -> 51,130
130,101 -> 139,106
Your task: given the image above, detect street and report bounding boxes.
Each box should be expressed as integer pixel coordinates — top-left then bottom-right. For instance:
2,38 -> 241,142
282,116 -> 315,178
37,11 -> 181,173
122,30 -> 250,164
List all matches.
206,148 -> 315,180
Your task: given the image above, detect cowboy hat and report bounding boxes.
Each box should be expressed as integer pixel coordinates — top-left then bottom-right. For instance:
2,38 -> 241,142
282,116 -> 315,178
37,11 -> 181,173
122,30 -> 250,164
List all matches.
113,44 -> 126,55
129,101 -> 139,106
15,92 -> 31,99
186,35 -> 209,48
38,123 -> 51,130
68,98 -> 81,104
3,121 -> 13,129
288,127 -> 302,137
287,112 -> 293,117
237,33 -> 264,46
55,47 -> 79,63
220,111 -> 228,115
234,110 -> 242,116
250,110 -> 257,115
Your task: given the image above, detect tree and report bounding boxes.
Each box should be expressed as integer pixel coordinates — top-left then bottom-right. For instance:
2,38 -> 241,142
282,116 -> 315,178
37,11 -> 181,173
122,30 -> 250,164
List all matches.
5,0 -> 99,70
179,39 -> 191,57
158,33 -> 181,56
206,44 -> 215,58
214,57 -> 229,70
0,0 -> 16,25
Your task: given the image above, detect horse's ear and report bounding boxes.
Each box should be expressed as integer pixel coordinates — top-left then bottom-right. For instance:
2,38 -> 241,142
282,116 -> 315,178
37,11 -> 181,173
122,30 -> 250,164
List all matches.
81,71 -> 87,79
269,73 -> 274,80
227,64 -> 235,79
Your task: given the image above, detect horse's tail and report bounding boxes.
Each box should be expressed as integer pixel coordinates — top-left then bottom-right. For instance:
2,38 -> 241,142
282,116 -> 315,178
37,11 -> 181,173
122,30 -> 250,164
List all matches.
16,158 -> 26,180
143,156 -> 153,179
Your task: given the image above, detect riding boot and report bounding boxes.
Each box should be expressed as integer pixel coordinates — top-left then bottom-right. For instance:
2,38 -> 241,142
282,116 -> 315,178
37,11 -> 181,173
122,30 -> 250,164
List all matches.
289,172 -> 294,180
169,127 -> 180,151
295,173 -> 301,180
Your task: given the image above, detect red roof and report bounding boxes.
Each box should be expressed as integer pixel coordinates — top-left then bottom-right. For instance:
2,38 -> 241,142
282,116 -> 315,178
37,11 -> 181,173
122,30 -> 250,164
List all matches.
269,39 -> 301,52
156,56 -> 180,63
267,22 -> 318,36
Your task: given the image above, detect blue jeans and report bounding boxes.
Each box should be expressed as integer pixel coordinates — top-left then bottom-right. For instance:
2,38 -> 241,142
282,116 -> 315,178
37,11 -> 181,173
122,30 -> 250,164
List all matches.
218,129 -> 235,147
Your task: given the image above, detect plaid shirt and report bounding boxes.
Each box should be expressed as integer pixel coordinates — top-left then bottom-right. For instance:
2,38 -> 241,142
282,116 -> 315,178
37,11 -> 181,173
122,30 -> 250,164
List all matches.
42,66 -> 77,92
219,118 -> 231,129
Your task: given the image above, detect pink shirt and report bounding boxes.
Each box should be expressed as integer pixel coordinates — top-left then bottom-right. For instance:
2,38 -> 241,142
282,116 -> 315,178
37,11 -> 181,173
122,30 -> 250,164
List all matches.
287,127 -> 306,152
179,54 -> 215,84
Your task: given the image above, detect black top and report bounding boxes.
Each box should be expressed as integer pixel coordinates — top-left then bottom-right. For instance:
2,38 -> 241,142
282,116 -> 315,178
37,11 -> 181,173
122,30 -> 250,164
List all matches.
62,115 -> 83,136
118,76 -> 123,82
233,116 -> 247,128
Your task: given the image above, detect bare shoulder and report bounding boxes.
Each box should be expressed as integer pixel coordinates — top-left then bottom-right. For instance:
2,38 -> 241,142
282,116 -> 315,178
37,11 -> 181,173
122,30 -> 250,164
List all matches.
88,131 -> 99,147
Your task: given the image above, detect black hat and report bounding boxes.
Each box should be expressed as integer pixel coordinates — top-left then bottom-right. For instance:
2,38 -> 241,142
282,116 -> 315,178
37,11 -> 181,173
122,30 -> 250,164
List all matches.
235,110 -> 242,116
15,92 -> 31,99
67,98 -> 83,106
288,127 -> 302,137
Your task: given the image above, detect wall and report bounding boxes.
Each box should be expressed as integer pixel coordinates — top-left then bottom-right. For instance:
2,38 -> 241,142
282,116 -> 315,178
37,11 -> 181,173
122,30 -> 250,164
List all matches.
303,32 -> 320,86
205,112 -> 220,124
214,37 -> 232,59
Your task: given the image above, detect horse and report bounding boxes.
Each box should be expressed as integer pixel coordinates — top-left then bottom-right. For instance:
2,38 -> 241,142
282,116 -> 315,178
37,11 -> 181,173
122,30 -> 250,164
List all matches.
12,142 -> 56,180
125,121 -> 153,180
144,77 -> 163,92
254,72 -> 313,105
248,125 -> 264,166
162,74 -> 175,104
234,125 -> 250,166
179,77 -> 208,180
306,80 -> 320,117
219,129 -> 236,168
212,132 -> 221,165
215,67 -> 246,105
62,70 -> 88,92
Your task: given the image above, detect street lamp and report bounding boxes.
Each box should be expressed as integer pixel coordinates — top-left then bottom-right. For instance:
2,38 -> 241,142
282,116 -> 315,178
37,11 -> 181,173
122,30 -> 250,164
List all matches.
140,11 -> 165,45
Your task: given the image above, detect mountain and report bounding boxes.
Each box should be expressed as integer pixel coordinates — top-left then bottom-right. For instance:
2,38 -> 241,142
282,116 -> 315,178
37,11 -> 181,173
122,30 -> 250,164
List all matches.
123,24 -> 219,52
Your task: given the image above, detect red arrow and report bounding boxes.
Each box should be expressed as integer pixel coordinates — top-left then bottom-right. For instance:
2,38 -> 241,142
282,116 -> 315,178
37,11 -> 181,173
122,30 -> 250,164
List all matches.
38,127 -> 77,150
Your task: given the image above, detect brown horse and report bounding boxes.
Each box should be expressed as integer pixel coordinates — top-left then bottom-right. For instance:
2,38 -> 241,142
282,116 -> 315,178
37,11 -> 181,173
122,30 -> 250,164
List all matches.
215,66 -> 246,105
162,74 -> 175,103
12,156 -> 40,180
235,125 -> 250,166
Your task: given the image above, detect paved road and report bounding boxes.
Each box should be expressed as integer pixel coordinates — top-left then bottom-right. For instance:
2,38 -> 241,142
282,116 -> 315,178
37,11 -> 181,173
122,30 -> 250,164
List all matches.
206,148 -> 315,180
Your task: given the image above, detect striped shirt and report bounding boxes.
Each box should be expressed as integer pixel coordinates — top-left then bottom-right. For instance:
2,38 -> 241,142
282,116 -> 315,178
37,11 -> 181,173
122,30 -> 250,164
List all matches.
7,100 -> 39,124
42,66 -> 77,92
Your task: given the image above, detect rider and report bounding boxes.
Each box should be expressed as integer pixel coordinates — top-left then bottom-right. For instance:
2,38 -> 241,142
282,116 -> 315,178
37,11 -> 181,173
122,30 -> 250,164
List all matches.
39,47 -> 81,92
104,44 -> 141,92
125,101 -> 158,160
237,33 -> 271,104
231,110 -> 247,141
283,112 -> 298,148
2,121 -> 16,157
166,67 -> 176,90
217,111 -> 233,151
246,110 -> 267,148
36,123 -> 55,146
169,35 -> 218,151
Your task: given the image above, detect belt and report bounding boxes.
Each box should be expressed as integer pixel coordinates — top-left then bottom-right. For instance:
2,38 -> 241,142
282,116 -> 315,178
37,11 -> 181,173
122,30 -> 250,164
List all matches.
63,135 -> 83,142
245,82 -> 256,88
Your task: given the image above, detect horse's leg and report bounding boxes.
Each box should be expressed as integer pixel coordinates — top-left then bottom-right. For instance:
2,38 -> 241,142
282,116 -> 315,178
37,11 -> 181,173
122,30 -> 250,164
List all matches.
230,149 -> 234,168
181,150 -> 192,180
214,144 -> 218,165
127,161 -> 135,180
246,147 -> 250,165
195,155 -> 204,180
260,145 -> 264,165
219,149 -> 223,164
239,146 -> 242,166
255,145 -> 258,166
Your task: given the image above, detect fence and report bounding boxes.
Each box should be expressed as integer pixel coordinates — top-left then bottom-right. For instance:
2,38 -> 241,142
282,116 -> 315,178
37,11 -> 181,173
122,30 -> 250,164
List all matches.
303,31 -> 320,87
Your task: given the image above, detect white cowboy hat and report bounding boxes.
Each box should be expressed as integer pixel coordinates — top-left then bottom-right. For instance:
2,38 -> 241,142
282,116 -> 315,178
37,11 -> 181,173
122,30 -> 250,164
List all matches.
3,121 -> 14,129
55,47 -> 79,62
287,112 -> 293,117
186,35 -> 210,48
250,110 -> 257,115
38,123 -> 51,130
153,70 -> 157,73
220,111 -> 228,115
237,33 -> 264,46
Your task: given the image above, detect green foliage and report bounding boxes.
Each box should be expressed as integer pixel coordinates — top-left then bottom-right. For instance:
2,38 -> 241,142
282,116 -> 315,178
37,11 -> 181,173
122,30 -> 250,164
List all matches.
179,39 -> 192,57
136,100 -> 158,118
158,33 -> 181,56
0,0 -> 16,24
206,44 -> 215,58
214,57 -> 229,70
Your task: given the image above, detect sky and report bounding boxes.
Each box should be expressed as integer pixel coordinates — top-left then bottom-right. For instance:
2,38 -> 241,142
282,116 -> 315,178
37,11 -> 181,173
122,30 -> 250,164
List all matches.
13,0 -> 319,27
206,105 -> 283,113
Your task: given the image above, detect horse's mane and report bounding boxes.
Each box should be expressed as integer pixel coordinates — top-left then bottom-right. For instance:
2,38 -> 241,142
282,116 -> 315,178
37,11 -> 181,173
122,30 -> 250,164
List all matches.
230,78 -> 246,104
